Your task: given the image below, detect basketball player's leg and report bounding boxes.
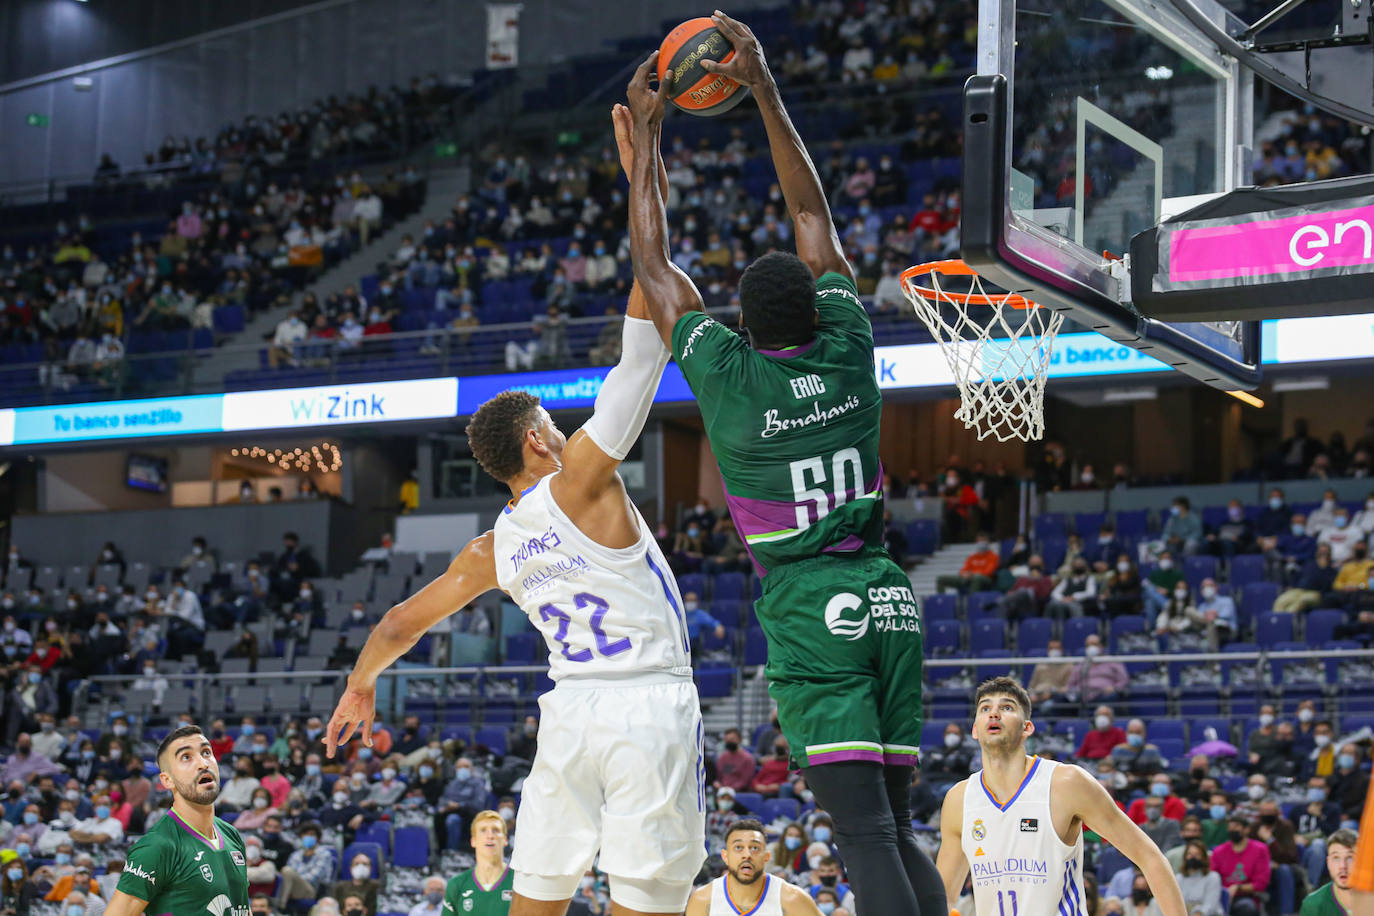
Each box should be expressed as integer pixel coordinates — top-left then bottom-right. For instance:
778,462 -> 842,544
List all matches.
598,680 -> 705,916
510,689 -> 601,916
885,764 -> 947,916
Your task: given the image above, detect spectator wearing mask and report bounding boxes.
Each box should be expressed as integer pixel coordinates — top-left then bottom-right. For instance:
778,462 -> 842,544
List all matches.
1153,582 -> 1206,642
1258,488 -> 1294,539
1102,556 -> 1144,616
1306,490 -> 1343,536
234,788 -> 278,831
362,762 -> 406,808
715,728 -> 757,793
1141,552 -> 1184,621
245,835 -> 279,897
177,536 -> 217,576
1175,840 -> 1224,916
1250,800 -> 1302,888
1316,508 -> 1362,564
1077,705 -> 1128,760
1047,558 -> 1097,619
1127,773 -> 1186,825
67,793 -> 122,847
327,854 -> 379,915
1234,774 -> 1275,824
2,734 -> 60,783
999,556 -> 1053,621
1273,513 -> 1318,578
1329,744 -> 1370,821
1210,815 -> 1271,916
509,716 -> 538,761
1246,706 -> 1282,766
1256,722 -> 1302,780
1202,793 -> 1234,847
1066,636 -> 1128,702
1027,640 -> 1074,712
1194,578 -> 1238,647
1161,497 -> 1203,556
1296,776 -> 1341,843
934,534 -> 999,594
922,723 -> 975,791
1275,545 -> 1339,613
806,856 -> 849,902
220,758 -> 260,812
277,824 -> 334,908
1111,720 -> 1165,782
439,758 -> 488,851
751,740 -> 793,798
680,593 -> 725,649
706,786 -> 742,854
409,876 -> 446,916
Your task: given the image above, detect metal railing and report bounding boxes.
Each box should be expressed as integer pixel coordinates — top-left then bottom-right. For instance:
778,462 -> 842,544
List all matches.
78,647 -> 1374,740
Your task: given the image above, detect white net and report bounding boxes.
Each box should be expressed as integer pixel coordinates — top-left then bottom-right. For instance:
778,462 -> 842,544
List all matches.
901,262 -> 1065,442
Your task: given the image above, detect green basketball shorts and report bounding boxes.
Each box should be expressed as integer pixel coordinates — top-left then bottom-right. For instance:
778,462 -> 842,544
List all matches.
754,548 -> 925,768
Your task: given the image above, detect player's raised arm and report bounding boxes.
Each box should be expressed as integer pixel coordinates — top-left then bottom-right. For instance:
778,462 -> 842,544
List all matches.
555,106 -> 674,495
326,533 -> 499,756
1059,764 -> 1188,916
937,780 -> 971,910
625,52 -> 706,347
102,891 -> 151,916
703,11 -> 852,283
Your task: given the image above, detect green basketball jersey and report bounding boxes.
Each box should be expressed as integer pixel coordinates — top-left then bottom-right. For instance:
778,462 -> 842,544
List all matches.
671,271 -> 885,576
443,867 -> 514,916
116,810 -> 249,916
1299,883 -> 1349,916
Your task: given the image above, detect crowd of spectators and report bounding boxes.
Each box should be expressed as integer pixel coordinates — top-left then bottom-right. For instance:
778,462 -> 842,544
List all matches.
1253,105 -> 1372,187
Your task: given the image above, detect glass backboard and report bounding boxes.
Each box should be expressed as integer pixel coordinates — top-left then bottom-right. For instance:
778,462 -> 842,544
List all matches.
961,0 -> 1263,389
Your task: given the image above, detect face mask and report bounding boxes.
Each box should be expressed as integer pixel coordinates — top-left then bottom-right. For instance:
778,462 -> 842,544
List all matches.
499,807 -> 515,822
253,797 -> 268,809
351,864 -> 370,880
68,906 -> 83,916
1315,734 -> 1332,748
1259,714 -> 1275,728
1339,753 -> 1357,769
23,812 -> 37,825
418,765 -> 434,780
808,855 -> 824,870
1158,557 -> 1174,570
82,750 -> 94,761
1128,734 -> 1145,748
1336,516 -> 1349,529
1150,782 -> 1169,797
813,826 -> 832,843
1297,708 -> 1314,724
1145,807 -> 1161,822
944,733 -> 961,748
380,768 -> 396,781
333,793 -> 349,805
1228,829 -> 1246,844
1116,561 -> 1130,573
65,790 -> 79,801
819,905 -> 835,916
1085,645 -> 1101,659
55,853 -> 70,865
1131,889 -> 1151,905
113,724 -> 128,736
1270,497 -> 1283,510
717,797 -> 734,811
1308,787 -> 1327,803
785,836 -> 802,851
1171,505 -> 1183,516
1247,784 -> 1266,800
1292,524 -> 1306,536
1173,589 -> 1188,600
302,835 -> 318,849
1095,715 -> 1111,730
818,874 -> 837,887
357,748 -> 372,760
425,892 -> 443,906
1201,586 -> 1217,600
252,744 -> 266,755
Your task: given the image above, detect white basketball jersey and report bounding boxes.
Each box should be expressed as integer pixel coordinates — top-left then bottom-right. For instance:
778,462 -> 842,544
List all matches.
708,874 -> 784,916
493,475 -> 692,682
961,756 -> 1085,916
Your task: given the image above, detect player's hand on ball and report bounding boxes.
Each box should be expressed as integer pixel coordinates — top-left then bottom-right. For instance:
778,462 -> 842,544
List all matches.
626,51 -> 670,128
612,104 -> 670,200
702,11 -> 770,89
325,683 -> 376,758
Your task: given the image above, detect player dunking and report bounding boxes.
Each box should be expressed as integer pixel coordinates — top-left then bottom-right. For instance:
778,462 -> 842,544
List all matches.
936,677 -> 1187,916
444,811 -> 514,916
103,725 -> 251,916
686,819 -> 823,916
327,119 -> 704,916
622,11 -> 941,915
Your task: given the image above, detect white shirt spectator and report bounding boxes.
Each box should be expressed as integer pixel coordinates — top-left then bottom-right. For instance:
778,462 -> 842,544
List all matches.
1352,500 -> 1374,535
842,44 -> 874,76
584,252 -> 617,287
164,587 -> 205,630
1317,525 -> 1363,564
67,338 -> 97,369
485,249 -> 510,280
31,727 -> 64,761
132,669 -> 168,703
95,336 -> 125,363
272,315 -> 307,350
353,193 -> 382,224
219,774 -> 260,811
1306,500 -> 1341,535
392,242 -> 416,267
74,813 -> 124,844
408,901 -> 442,916
873,272 -> 905,311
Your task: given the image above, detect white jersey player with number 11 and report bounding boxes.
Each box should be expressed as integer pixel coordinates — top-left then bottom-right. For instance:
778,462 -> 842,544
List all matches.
325,105 -> 705,916
936,676 -> 1188,916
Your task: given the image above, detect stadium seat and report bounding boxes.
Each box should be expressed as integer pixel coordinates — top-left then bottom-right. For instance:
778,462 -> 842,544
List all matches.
1182,555 -> 1217,589
1034,514 -> 1067,540
1109,615 -> 1146,652
713,572 -> 747,601
1146,720 -> 1185,743
356,821 -> 391,854
733,792 -> 763,813
1114,510 -> 1151,537
1017,618 -> 1053,655
474,726 -> 508,756
971,620 -> 1004,652
695,668 -> 733,698
1074,513 -> 1106,536
967,591 -> 1002,621
1228,554 -> 1265,588
1062,618 -> 1099,654
1306,609 -> 1344,646
758,798 -> 800,823
1239,582 -> 1281,630
744,627 -> 768,666
340,843 -> 384,879
922,593 -> 957,622
677,573 -> 706,599
926,620 -> 961,655
391,827 -> 430,868
1256,613 -> 1294,647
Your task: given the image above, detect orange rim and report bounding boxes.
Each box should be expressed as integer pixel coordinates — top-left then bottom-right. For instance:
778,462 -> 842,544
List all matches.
901,259 -> 1038,310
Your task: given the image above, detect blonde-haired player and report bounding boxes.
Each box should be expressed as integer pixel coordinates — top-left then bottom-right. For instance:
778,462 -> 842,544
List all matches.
686,819 -> 823,916
937,676 -> 1187,916
444,811 -> 514,916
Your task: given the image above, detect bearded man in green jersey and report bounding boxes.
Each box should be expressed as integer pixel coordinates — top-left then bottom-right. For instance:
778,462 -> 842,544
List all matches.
621,11 -> 943,916
104,725 -> 250,916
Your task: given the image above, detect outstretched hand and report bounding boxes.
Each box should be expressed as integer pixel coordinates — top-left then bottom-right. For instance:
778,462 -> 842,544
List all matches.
626,50 -> 670,128
612,103 -> 669,198
700,11 -> 771,89
324,683 -> 375,758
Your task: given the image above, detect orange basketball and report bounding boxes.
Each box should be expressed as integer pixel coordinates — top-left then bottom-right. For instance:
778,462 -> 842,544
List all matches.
657,17 -> 750,117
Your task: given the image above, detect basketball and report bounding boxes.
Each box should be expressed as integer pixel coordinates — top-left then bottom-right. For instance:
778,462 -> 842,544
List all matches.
657,17 -> 750,116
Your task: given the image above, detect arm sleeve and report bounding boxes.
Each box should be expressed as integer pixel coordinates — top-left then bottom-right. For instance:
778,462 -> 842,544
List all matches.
814,271 -> 872,341
116,836 -> 166,901
582,317 -> 670,461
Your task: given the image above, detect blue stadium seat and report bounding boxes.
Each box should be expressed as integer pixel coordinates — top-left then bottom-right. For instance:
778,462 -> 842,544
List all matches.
733,792 -> 763,813
1063,618 -> 1099,654
1115,510 -> 1151,537
922,593 -> 957,622
356,821 -> 391,853
504,633 -> 539,664
1306,609 -> 1344,646
1147,720 -> 1185,743
1228,554 -> 1265,588
677,573 -> 706,599
744,627 -> 768,666
971,621 -> 1004,652
475,726 -> 508,756
391,827 -> 430,868
1190,718 -> 1231,746
699,626 -> 734,655
1035,514 -> 1067,540
1017,618 -> 1053,655
1240,582 -> 1281,630
713,572 -> 747,601
1109,615 -> 1146,652
1153,738 -> 1185,762
1256,613 -> 1294,647
695,668 -> 733,698
758,798 -> 800,823
1074,513 -> 1106,536
926,620 -> 961,655
1039,537 -> 1068,572
967,591 -> 1002,620
1183,555 -> 1218,589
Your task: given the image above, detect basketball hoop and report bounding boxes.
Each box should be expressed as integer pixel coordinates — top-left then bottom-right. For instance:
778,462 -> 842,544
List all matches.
900,259 -> 1064,443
